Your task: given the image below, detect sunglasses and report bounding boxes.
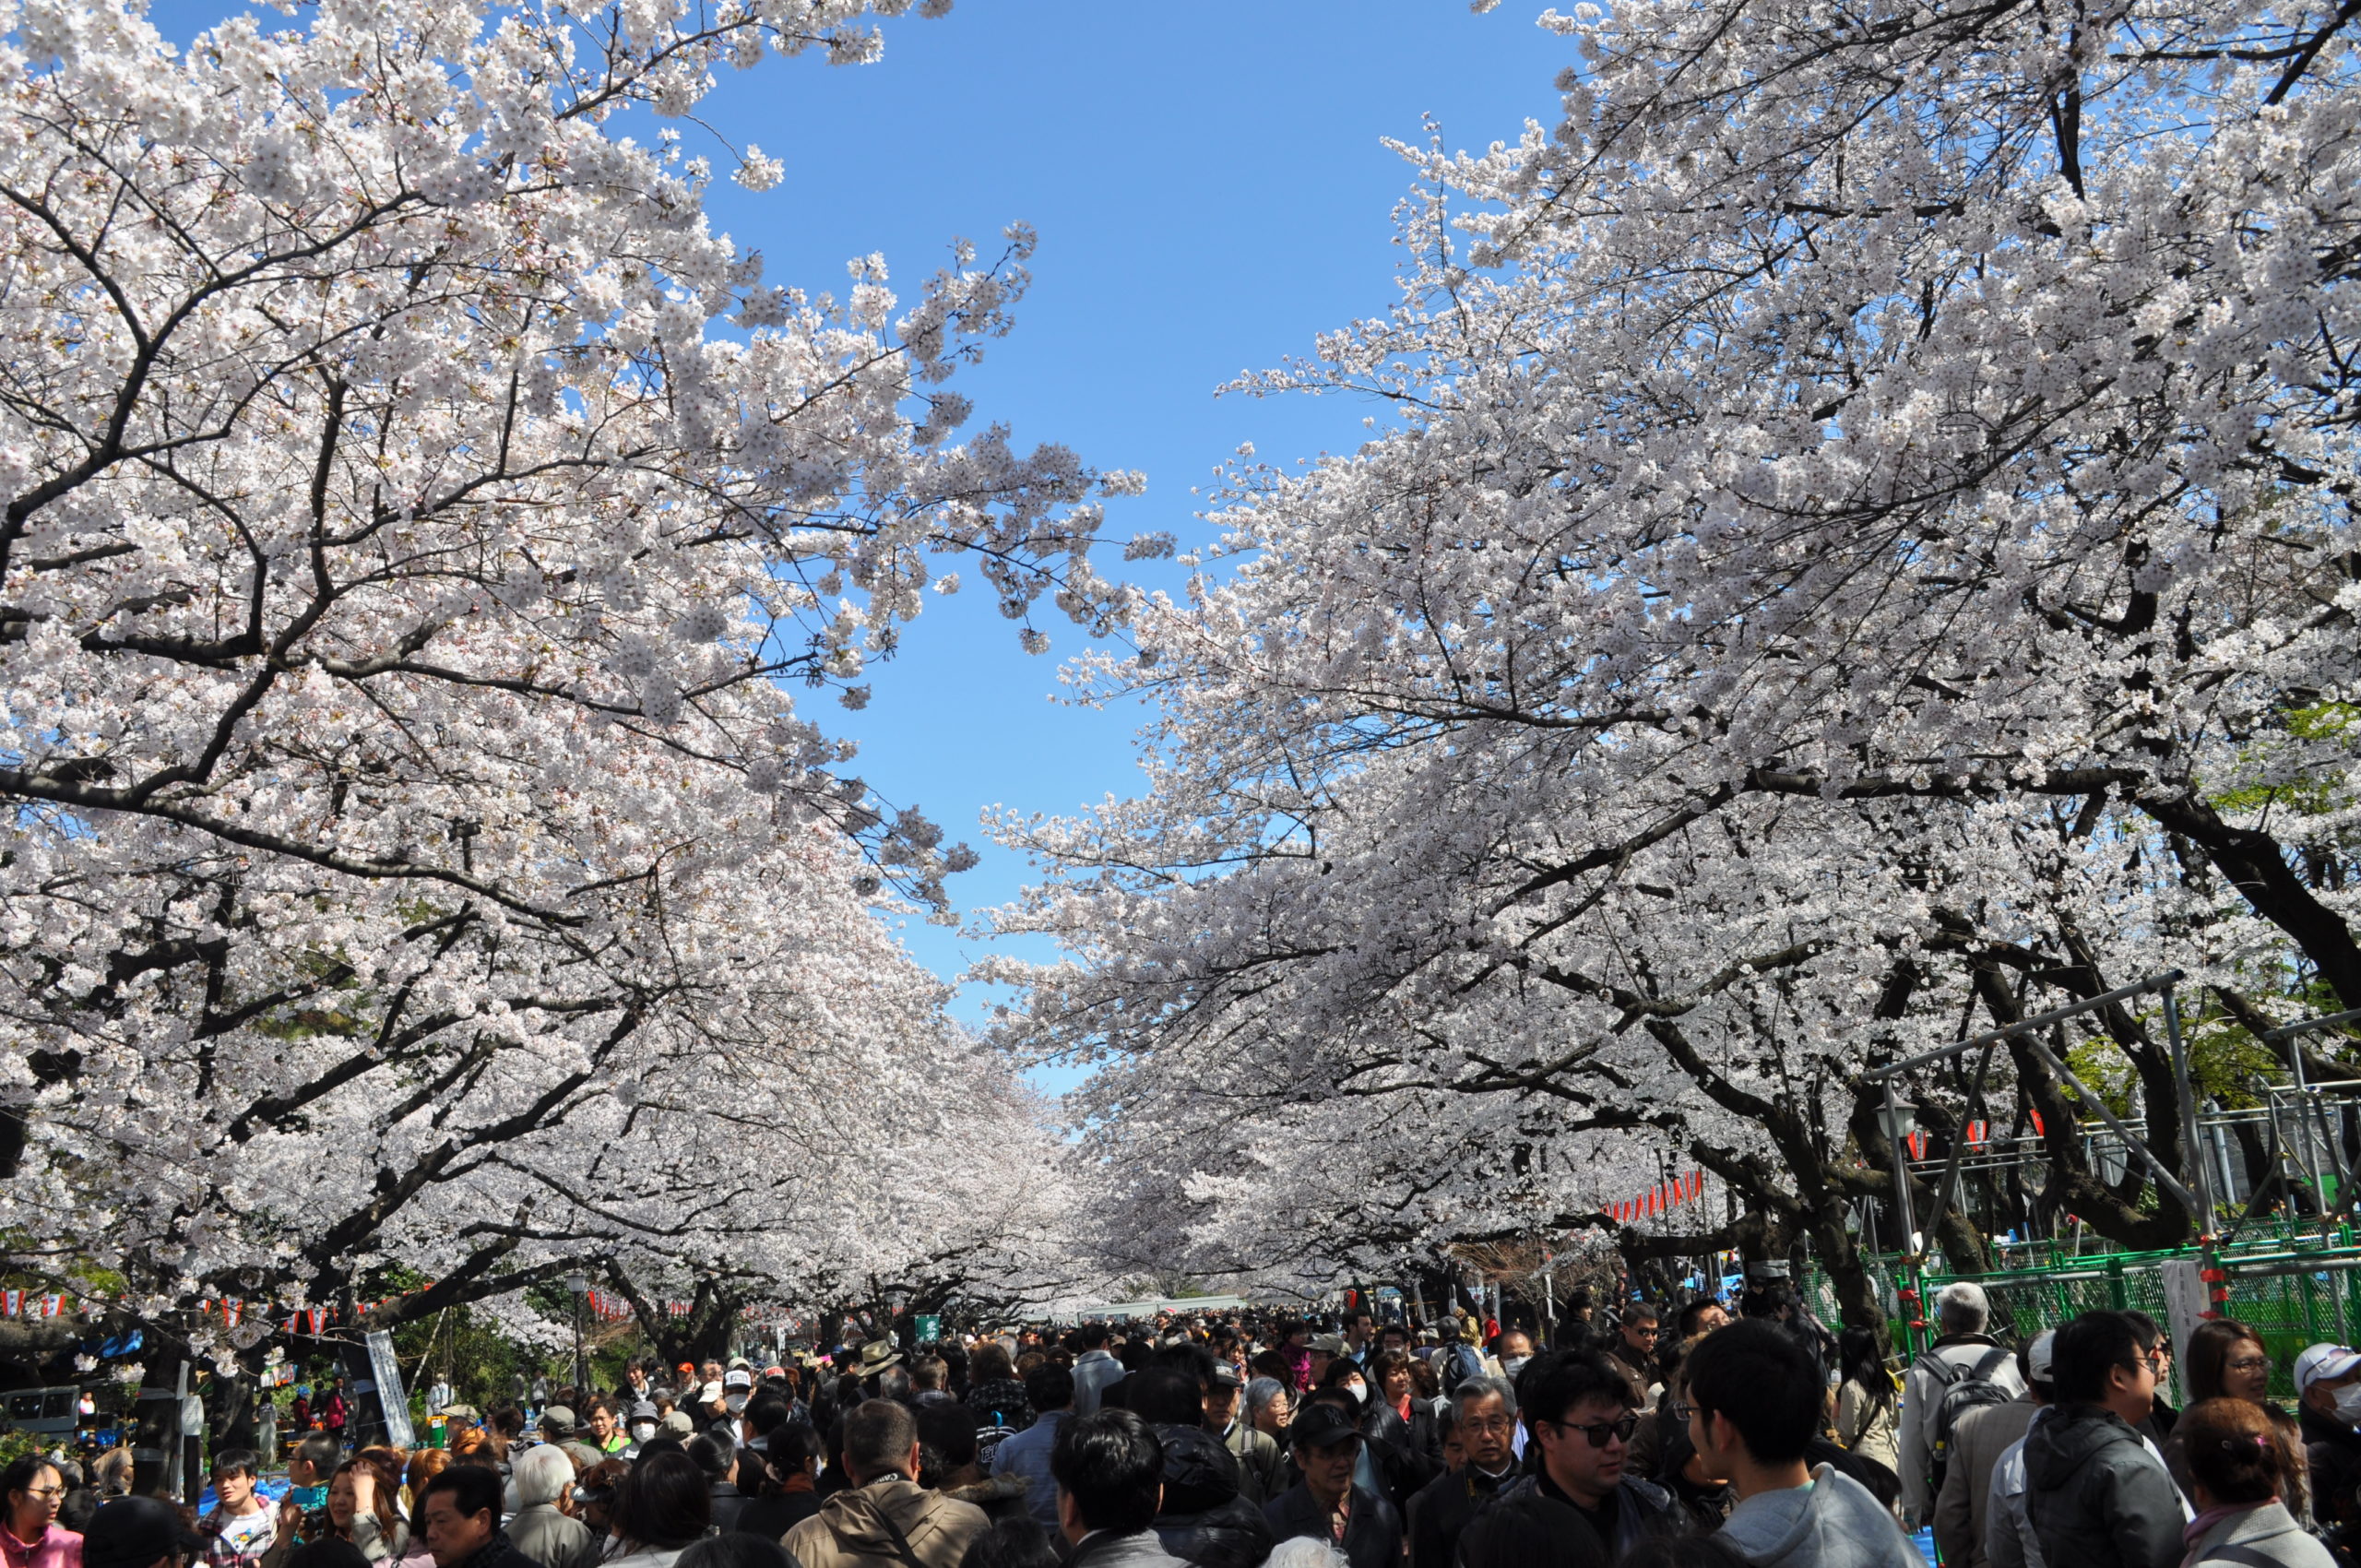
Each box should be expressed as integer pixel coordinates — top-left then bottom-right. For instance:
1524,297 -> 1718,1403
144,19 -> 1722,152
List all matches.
1548,1414 -> 1640,1448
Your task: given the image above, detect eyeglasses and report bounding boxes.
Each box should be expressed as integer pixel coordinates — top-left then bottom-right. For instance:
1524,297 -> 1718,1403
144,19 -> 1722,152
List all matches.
20,1488 -> 64,1502
1459,1417 -> 1516,1436
1548,1414 -> 1640,1448
2225,1356 -> 2270,1374
1671,1401 -> 1695,1423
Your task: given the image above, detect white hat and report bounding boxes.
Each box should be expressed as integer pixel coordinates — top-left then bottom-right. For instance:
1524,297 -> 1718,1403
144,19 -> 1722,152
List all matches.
2296,1343 -> 2361,1393
2026,1330 -> 2056,1383
697,1379 -> 724,1404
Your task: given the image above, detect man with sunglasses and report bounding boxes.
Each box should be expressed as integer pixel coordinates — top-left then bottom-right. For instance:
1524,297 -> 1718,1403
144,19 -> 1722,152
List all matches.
1458,1352 -> 1680,1568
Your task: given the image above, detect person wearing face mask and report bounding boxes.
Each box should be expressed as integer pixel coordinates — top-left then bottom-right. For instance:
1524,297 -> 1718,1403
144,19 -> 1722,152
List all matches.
2296,1344 -> 2361,1537
623,1402 -> 661,1457
1495,1332 -> 1536,1384
718,1370 -> 754,1431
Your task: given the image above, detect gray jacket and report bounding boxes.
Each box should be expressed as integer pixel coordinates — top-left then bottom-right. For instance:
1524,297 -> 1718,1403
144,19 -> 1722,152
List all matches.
1073,1350 -> 1123,1418
2023,1405 -> 2185,1568
1901,1336 -> 2027,1521
1063,1531 -> 1191,1568
1717,1463 -> 1923,1568
2184,1500 -> 2337,1568
504,1504 -> 592,1568
1986,1436 -> 2045,1568
1936,1395 -> 2042,1568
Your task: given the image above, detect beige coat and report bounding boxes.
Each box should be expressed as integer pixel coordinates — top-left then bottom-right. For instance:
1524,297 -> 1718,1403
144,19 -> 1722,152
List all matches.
781,1479 -> 987,1568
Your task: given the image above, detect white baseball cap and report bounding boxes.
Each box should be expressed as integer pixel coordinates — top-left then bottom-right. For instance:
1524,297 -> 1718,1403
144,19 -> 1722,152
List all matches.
2026,1330 -> 2057,1383
2296,1343 -> 2361,1393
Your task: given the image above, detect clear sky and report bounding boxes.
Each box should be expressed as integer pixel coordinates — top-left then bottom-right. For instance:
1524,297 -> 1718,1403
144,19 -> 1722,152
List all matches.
686,1 -> 1574,1057
142,0 -> 1575,1071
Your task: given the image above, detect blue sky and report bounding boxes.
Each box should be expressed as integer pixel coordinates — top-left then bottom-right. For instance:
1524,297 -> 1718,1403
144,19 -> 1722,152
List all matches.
685,2 -> 1573,1054
144,0 -> 1573,1071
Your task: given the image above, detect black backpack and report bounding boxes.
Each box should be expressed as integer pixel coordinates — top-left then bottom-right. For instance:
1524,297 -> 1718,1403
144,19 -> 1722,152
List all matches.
1920,1345 -> 2014,1491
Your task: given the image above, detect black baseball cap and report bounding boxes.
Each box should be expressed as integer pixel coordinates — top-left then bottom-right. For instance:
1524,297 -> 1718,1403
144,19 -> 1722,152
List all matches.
1291,1402 -> 1363,1452
85,1497 -> 208,1568
1208,1362 -> 1243,1389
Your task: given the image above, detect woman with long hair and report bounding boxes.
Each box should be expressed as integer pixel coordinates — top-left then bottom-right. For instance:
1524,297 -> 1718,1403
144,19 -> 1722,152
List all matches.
2174,1319 -> 2304,1517
325,1455 -> 409,1567
0,1455 -> 81,1568
599,1450 -> 710,1568
1834,1327 -> 1901,1474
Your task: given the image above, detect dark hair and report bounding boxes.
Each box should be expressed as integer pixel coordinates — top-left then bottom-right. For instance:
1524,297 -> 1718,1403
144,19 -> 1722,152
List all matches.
210,1449 -> 261,1482
1050,1409 -> 1164,1536
1685,1319 -> 1822,1464
1,1456 -> 59,1500
293,1435 -> 342,1479
844,1399 -> 919,1483
419,1465 -> 504,1528
969,1343 -> 1018,1386
1315,1358 -> 1368,1393
1127,1367 -> 1205,1427
1079,1323 -> 1112,1350
1626,1302 -> 1661,1326
747,1424 -> 824,1497
1522,1352 -> 1639,1430
743,1391 -> 792,1439
1620,1533 -> 1753,1568
672,1534 -> 799,1568
2180,1397 -> 2294,1505
606,1450 -> 710,1551
2051,1311 -> 2156,1406
1369,1349 -> 1414,1391
287,1541 -> 374,1568
916,1403 -> 979,1470
956,1516 -> 1061,1568
2187,1320 -> 2269,1405
1024,1365 -> 1074,1412
682,1433 -> 733,1484
1676,1299 -> 1725,1339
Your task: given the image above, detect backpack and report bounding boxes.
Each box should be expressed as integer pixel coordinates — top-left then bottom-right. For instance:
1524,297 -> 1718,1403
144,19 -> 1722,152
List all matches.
1919,1344 -> 2014,1492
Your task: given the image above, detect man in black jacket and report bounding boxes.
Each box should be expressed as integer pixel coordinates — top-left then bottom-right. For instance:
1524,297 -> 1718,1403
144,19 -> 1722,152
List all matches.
1124,1367 -> 1271,1568
1459,1351 -> 1681,1568
2023,1310 -> 2188,1568
1407,1376 -> 1520,1568
418,1467 -> 544,1568
1264,1402 -> 1403,1568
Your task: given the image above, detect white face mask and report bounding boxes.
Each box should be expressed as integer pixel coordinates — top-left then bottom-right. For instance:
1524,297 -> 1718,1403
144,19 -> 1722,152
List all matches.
1501,1356 -> 1532,1377
1345,1381 -> 1368,1405
724,1394 -> 748,1414
629,1423 -> 655,1443
2334,1385 -> 2361,1426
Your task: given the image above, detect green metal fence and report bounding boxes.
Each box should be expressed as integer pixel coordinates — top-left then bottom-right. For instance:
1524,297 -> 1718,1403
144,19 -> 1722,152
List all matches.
1788,1229 -> 2361,1403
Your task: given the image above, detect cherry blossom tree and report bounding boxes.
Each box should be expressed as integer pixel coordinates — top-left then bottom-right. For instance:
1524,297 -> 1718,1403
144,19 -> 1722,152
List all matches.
995,0 -> 2361,1318
0,0 -> 1121,1399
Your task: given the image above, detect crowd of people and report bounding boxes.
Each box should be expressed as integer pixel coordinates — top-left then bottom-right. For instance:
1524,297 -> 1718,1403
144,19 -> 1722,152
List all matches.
2,1272 -> 2355,1568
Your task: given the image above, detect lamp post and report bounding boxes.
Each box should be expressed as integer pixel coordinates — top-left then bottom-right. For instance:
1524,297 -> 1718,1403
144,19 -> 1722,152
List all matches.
566,1272 -> 588,1394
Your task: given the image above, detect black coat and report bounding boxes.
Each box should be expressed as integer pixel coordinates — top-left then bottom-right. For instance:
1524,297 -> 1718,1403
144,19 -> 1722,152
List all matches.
1264,1482 -> 1402,1568
2304,1402 -> 2361,1531
1152,1425 -> 1273,1568
1459,1473 -> 1681,1568
1406,1465 -> 1515,1568
1359,1398 -> 1442,1507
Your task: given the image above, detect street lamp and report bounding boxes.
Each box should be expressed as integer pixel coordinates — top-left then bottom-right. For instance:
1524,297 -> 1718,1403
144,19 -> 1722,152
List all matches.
566,1272 -> 588,1394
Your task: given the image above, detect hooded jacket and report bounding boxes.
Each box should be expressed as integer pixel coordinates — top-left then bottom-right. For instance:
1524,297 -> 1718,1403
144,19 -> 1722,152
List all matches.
779,1477 -> 987,1568
2023,1405 -> 2186,1568
1151,1425 -> 1273,1568
1716,1463 -> 1924,1568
